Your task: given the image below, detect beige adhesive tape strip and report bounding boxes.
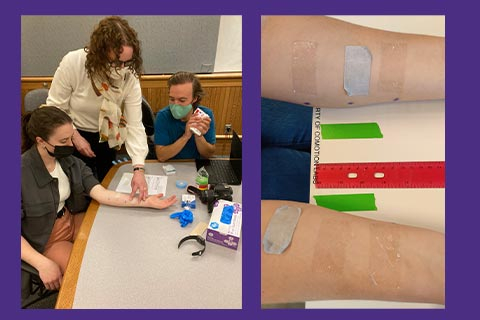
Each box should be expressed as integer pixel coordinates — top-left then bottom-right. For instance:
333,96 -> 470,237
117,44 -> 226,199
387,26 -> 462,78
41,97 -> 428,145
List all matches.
190,222 -> 208,236
378,42 -> 408,94
311,219 -> 349,276
292,41 -> 318,96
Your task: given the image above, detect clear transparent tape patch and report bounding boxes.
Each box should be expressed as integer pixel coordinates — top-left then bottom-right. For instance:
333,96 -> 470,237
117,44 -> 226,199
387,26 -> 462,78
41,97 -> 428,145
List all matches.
292,41 -> 318,96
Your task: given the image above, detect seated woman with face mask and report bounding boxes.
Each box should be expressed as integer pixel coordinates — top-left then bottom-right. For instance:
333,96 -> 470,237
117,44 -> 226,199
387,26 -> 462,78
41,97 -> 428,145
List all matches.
21,106 -> 177,294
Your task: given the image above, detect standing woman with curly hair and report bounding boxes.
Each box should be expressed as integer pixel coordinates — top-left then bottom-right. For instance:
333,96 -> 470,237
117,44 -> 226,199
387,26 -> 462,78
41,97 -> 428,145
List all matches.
47,16 -> 149,201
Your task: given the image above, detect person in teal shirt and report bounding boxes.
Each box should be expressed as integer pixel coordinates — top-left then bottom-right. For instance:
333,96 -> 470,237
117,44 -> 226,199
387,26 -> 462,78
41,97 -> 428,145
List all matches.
154,72 -> 216,161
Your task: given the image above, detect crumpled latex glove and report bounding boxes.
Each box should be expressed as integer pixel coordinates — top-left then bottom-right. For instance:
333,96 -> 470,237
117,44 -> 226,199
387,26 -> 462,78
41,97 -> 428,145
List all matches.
170,209 -> 194,227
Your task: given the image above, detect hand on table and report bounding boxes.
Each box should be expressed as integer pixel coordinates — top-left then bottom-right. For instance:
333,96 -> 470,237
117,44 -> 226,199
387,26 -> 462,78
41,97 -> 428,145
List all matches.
146,194 -> 177,209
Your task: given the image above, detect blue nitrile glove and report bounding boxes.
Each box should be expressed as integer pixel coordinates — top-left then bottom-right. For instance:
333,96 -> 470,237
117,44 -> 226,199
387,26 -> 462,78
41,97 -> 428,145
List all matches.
220,205 -> 234,224
170,209 -> 194,227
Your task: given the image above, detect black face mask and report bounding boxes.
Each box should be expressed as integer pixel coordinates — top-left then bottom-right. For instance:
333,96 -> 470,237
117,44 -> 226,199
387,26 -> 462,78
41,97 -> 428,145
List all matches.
45,142 -> 75,159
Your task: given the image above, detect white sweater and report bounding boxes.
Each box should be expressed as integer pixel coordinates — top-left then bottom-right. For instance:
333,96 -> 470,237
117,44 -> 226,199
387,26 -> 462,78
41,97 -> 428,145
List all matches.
47,49 -> 147,166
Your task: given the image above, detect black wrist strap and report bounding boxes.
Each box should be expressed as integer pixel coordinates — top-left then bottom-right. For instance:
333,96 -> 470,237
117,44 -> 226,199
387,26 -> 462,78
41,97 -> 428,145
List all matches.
178,235 -> 206,256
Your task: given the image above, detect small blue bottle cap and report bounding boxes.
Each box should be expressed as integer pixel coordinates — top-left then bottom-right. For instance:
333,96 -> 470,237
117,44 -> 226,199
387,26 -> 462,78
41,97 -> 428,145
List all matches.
176,180 -> 187,189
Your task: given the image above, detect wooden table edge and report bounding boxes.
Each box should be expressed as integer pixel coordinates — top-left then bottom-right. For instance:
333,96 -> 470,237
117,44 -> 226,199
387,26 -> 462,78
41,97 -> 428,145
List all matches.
55,162 -> 123,309
55,159 -> 207,308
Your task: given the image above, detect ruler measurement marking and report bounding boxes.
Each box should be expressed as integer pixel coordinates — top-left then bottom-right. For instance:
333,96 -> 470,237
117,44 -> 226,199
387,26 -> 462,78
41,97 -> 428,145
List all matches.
315,161 -> 444,188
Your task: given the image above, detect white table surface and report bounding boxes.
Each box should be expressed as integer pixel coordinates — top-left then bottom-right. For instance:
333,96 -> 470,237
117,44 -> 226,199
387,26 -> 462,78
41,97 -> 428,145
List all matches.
72,162 -> 242,309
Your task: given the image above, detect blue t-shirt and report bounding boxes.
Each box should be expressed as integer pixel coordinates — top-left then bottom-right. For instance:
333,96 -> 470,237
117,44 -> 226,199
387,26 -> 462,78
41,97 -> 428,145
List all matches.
154,105 -> 216,159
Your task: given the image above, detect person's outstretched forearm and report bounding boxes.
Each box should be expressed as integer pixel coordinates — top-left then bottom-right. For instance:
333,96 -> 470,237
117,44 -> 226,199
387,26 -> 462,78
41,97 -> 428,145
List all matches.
261,200 -> 445,305
262,16 -> 445,108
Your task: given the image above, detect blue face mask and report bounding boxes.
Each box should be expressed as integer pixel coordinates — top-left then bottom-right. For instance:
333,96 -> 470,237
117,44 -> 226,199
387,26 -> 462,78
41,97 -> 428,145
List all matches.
169,103 -> 193,120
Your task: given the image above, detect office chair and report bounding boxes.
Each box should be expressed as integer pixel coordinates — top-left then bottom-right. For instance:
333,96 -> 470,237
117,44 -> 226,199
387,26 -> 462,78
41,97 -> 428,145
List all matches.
141,97 -> 157,160
142,97 -> 155,136
21,260 -> 57,308
113,96 -> 157,162
24,88 -> 49,112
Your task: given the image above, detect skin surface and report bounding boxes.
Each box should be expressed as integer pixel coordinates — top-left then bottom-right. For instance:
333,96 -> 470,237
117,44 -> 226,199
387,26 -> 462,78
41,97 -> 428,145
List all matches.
262,16 -> 445,108
261,200 -> 445,305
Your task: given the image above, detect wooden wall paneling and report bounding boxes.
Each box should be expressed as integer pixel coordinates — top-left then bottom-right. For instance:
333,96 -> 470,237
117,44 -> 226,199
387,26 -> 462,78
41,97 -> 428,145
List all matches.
21,73 -> 241,157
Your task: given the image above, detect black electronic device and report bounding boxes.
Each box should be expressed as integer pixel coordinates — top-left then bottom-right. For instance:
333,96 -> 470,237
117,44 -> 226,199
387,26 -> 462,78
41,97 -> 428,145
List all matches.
195,130 -> 242,185
187,183 -> 233,213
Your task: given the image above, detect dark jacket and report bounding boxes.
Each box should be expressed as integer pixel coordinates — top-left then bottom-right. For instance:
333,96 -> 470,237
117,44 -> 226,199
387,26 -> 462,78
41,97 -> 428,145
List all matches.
21,146 -> 99,253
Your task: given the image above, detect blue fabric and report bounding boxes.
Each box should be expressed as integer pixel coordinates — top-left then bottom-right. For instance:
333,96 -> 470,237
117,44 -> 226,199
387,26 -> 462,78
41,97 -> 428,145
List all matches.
154,105 -> 216,159
261,147 -> 311,203
261,97 -> 312,150
261,98 -> 313,203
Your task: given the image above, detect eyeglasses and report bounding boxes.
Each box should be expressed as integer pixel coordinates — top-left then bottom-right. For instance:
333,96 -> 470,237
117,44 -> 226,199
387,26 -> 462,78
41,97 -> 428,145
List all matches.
109,58 -> 135,69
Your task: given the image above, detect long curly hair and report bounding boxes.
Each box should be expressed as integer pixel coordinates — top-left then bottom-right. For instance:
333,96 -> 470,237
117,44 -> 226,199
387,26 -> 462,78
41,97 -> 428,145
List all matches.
84,16 -> 143,81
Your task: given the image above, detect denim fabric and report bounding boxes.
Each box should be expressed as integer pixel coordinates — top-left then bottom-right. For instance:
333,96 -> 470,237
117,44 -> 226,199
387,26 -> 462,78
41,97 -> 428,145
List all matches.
261,98 -> 313,203
261,97 -> 312,150
261,147 -> 311,203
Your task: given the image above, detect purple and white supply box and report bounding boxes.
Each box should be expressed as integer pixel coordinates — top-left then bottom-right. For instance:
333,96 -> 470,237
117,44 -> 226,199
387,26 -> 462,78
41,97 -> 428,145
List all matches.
206,200 -> 242,250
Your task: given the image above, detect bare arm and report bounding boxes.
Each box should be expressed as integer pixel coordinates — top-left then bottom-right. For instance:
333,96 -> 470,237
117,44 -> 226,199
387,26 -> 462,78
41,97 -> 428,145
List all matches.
21,236 -> 63,290
191,114 -> 215,158
261,16 -> 445,108
155,135 -> 190,162
155,115 -> 215,161
261,200 -> 444,305
194,136 -> 215,159
89,184 -> 176,209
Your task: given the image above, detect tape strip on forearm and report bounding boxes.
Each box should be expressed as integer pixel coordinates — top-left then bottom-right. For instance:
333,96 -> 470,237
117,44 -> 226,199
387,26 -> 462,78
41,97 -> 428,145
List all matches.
263,205 -> 302,254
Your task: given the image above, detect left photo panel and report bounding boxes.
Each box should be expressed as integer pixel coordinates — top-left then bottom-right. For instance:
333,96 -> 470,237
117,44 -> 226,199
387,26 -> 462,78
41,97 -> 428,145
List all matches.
21,15 -> 242,309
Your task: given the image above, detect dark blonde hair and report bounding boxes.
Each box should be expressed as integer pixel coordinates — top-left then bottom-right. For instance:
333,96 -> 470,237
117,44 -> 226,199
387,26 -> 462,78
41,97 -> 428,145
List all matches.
84,16 -> 143,80
167,71 -> 205,108
21,107 -> 73,153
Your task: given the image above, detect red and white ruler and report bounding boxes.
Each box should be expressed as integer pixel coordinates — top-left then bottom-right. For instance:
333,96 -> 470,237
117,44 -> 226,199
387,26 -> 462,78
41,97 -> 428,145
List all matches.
314,161 -> 445,188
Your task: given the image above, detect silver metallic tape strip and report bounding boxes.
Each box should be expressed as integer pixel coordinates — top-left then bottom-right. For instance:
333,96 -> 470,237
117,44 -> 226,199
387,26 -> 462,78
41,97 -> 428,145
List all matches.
263,205 -> 302,254
344,45 -> 372,96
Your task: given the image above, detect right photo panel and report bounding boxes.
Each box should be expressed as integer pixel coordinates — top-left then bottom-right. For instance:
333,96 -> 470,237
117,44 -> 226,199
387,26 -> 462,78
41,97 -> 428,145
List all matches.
260,15 -> 445,309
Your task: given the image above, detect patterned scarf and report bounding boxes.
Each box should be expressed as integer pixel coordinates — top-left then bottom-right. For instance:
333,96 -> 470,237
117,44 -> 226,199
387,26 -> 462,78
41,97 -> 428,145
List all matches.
92,73 -> 128,150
